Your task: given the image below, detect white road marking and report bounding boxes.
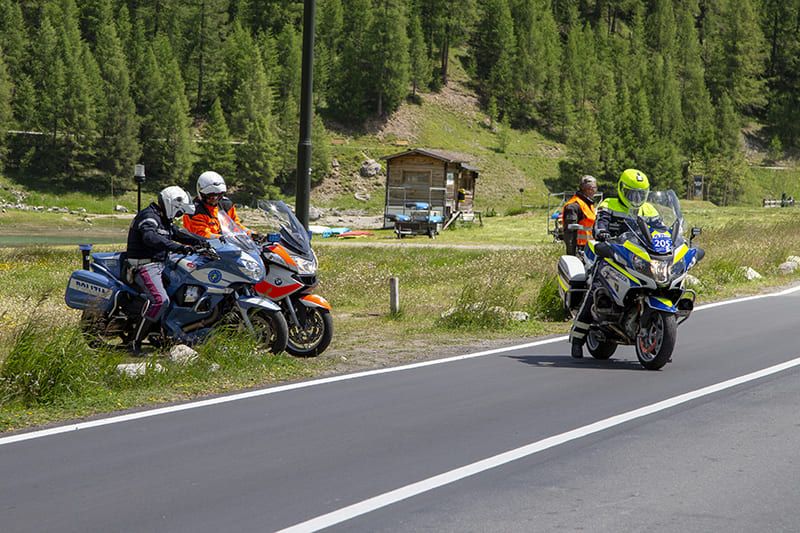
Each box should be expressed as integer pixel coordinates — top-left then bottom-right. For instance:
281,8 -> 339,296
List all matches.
2,284 -> 799,447
277,356 -> 800,532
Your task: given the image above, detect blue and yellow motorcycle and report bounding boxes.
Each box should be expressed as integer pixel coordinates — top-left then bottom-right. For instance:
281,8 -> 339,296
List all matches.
558,190 -> 704,370
65,211 -> 288,354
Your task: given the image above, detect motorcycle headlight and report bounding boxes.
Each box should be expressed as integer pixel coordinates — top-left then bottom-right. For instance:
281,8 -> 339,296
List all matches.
240,258 -> 264,281
294,255 -> 317,275
651,259 -> 670,284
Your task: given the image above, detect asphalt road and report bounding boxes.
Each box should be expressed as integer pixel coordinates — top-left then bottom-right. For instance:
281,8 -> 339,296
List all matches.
2,288 -> 800,532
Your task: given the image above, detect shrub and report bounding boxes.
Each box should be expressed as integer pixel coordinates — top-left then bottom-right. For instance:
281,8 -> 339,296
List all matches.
0,319 -> 117,405
438,278 -> 518,330
533,275 -> 567,321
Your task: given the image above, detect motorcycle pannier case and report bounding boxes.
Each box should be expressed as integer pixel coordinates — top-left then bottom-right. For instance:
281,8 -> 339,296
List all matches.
65,270 -> 119,312
557,255 -> 588,312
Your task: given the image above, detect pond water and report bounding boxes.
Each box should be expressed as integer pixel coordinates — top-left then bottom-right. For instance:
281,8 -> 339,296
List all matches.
0,233 -> 126,247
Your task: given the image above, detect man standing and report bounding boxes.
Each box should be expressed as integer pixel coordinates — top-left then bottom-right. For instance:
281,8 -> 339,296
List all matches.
561,175 -> 597,256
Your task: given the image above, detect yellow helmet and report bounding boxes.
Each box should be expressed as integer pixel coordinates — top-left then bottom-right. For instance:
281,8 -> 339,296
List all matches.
618,169 -> 649,208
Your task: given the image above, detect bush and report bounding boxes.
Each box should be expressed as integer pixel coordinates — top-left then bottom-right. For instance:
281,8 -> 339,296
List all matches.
0,319 -> 117,405
533,275 -> 567,321
438,278 -> 518,330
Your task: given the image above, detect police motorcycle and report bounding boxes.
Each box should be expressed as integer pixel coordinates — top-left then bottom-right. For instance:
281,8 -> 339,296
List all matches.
65,210 -> 289,354
253,200 -> 333,357
557,190 -> 704,370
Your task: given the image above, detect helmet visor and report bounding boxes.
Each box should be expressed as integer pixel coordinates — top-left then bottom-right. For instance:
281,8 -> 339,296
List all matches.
622,186 -> 649,208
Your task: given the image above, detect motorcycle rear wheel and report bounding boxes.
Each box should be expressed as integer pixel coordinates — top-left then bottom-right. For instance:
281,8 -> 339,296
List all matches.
586,329 -> 617,360
248,308 -> 289,354
635,312 -> 677,370
287,308 -> 333,357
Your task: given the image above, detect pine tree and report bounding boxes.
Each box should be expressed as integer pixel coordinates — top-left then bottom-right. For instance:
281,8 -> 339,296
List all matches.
0,46 -> 13,170
472,0 -> 515,115
408,12 -> 429,97
310,114 -> 330,186
219,20 -> 260,118
648,54 -> 682,140
703,0 -> 767,113
276,22 -> 301,185
675,2 -> 715,159
29,16 -> 65,174
236,115 -> 278,202
367,0 -> 410,117
330,0 -> 372,121
195,97 -> 236,178
94,0 -> 140,179
183,0 -> 230,112
0,0 -> 26,79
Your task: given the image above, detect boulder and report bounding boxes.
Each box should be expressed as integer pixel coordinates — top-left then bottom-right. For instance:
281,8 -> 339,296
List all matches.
308,206 -> 323,221
741,266 -> 763,281
359,159 -> 382,177
354,192 -> 371,202
684,274 -> 702,287
116,362 -> 165,377
779,261 -> 799,275
168,344 -> 199,365
114,204 -> 129,213
509,311 -> 530,322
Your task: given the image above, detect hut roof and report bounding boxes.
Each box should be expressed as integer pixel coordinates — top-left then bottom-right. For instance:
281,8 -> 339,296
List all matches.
382,148 -> 477,166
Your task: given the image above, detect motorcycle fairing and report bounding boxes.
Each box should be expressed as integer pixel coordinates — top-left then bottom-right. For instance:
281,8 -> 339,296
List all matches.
646,295 -> 677,313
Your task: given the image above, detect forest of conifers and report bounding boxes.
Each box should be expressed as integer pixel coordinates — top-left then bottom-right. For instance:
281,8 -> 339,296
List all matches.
0,0 -> 796,204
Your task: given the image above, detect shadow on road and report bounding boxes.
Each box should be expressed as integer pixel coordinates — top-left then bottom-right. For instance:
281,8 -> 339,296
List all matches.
507,354 -> 646,371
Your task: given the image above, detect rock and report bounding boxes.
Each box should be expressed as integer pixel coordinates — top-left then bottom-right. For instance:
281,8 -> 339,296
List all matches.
209,363 -> 220,373
779,261 -> 799,274
331,158 -> 340,169
354,192 -> 371,202
741,266 -> 763,281
787,256 -> 800,265
359,159 -> 382,177
509,311 -> 530,322
169,344 -> 199,365
308,206 -> 323,221
116,362 -> 164,377
78,207 -> 87,213
684,274 -> 702,287
114,204 -> 129,213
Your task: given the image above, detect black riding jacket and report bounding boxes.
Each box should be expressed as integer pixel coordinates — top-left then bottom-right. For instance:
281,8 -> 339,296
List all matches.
127,202 -> 204,261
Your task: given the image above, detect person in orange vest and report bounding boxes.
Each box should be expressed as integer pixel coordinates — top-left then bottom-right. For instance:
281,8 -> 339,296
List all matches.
561,175 -> 597,256
183,171 -> 257,239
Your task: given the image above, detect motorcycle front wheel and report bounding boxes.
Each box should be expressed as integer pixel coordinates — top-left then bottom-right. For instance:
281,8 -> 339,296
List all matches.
248,309 -> 289,354
586,329 -> 617,360
635,311 -> 677,370
287,308 -> 333,357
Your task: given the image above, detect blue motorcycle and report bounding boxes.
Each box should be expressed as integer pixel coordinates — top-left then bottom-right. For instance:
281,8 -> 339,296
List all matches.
65,211 -> 288,354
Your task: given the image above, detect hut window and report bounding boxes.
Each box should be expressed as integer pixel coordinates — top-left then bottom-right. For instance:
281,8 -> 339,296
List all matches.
403,170 -> 431,185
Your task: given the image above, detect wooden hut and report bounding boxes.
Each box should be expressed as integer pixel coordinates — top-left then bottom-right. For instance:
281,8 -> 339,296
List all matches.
381,148 -> 479,228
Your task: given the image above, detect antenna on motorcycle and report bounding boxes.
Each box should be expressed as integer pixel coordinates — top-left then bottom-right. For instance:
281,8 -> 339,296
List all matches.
134,164 -> 146,212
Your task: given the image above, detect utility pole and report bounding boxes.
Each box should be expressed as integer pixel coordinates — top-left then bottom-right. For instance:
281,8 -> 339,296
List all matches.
295,0 -> 316,229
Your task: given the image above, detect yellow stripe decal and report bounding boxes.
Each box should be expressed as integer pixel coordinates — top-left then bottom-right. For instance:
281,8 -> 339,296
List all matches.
623,241 -> 651,261
673,244 -> 689,265
558,276 -> 568,292
655,297 -> 673,307
607,259 -> 639,283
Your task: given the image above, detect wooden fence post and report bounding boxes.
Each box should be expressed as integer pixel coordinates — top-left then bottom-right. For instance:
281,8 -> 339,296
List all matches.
390,277 -> 400,315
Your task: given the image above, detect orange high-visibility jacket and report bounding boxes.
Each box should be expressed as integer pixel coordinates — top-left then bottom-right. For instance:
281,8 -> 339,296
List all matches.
183,197 -> 246,238
561,194 -> 596,246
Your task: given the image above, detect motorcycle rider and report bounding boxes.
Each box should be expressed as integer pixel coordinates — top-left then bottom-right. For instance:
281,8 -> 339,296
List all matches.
126,186 -> 207,354
569,169 -> 658,358
183,171 -> 256,239
561,175 -> 597,256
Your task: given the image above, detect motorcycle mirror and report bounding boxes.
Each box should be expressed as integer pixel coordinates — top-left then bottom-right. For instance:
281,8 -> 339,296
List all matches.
267,233 -> 281,243
690,226 -> 702,246
595,242 -> 614,259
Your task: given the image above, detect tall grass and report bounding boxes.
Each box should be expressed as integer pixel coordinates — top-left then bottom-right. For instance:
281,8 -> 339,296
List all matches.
438,276 -> 519,330
0,317 -> 119,405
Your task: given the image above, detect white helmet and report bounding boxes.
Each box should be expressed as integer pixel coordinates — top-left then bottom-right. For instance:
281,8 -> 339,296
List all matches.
159,186 -> 196,219
196,170 -> 227,197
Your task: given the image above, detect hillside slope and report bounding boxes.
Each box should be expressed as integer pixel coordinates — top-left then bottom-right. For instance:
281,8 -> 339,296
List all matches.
315,58 -> 565,215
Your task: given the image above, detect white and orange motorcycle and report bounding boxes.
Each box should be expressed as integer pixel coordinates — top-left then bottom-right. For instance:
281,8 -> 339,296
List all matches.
254,200 -> 333,357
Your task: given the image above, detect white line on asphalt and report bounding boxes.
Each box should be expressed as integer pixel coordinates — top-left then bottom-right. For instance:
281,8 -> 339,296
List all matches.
276,355 -> 800,532
2,284 -> 800,447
